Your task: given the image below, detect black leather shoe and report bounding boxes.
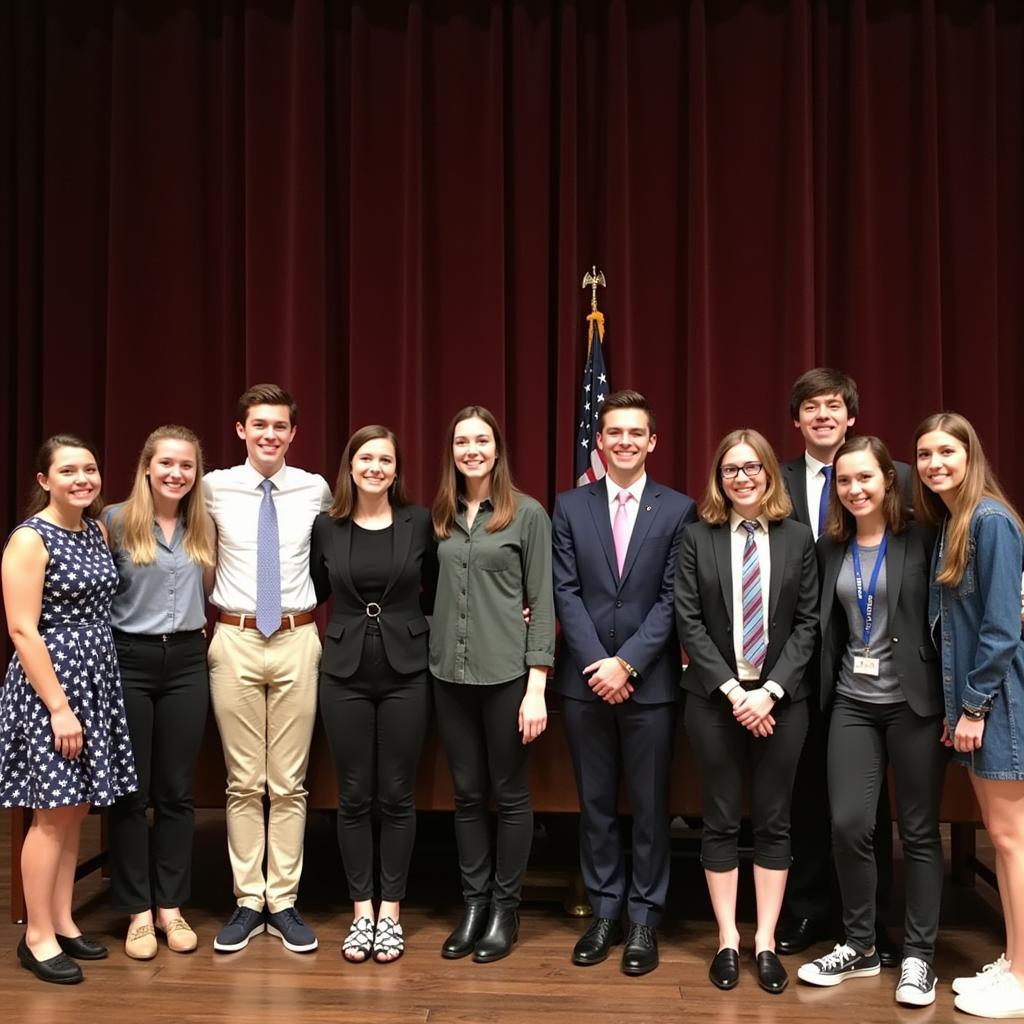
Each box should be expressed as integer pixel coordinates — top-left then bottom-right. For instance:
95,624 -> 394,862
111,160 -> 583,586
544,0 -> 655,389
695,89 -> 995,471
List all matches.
709,947 -> 740,989
17,937 -> 83,984
621,923 -> 658,976
876,928 -> 899,969
57,933 -> 109,960
776,917 -> 830,955
756,950 -> 789,993
441,902 -> 490,959
572,917 -> 624,966
472,908 -> 519,963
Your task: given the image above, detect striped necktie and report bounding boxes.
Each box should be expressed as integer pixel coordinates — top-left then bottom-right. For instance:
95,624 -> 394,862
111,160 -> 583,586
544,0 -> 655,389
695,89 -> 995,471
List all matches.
741,520 -> 766,668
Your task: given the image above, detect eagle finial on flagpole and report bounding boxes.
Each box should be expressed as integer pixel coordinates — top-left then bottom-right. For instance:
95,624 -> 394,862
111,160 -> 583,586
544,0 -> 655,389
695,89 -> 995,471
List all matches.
581,266 -> 606,312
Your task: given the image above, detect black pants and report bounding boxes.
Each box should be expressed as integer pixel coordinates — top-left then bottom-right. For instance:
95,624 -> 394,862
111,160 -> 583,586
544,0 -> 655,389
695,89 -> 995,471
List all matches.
562,695 -> 675,926
828,696 -> 946,961
685,689 -> 808,871
432,676 -> 532,910
108,630 -> 209,913
319,624 -> 429,902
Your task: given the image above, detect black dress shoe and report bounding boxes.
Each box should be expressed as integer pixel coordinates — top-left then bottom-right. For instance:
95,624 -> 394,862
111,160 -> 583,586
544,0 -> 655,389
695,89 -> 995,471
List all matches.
756,950 -> 789,993
621,923 -> 658,976
441,902 -> 490,959
709,947 -> 740,990
472,908 -> 519,963
57,933 -> 109,960
17,937 -> 83,984
572,917 -> 624,966
876,928 -> 899,969
776,917 -> 829,955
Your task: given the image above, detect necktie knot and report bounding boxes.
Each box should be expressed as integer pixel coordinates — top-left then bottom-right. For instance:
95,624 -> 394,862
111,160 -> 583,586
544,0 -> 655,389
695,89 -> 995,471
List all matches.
741,519 -> 758,536
617,490 -> 632,508
261,479 -> 274,497
822,465 -> 832,482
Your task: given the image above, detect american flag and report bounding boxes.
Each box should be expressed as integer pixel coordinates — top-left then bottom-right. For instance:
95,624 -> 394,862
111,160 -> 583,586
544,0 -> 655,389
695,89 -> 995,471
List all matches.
574,310 -> 612,486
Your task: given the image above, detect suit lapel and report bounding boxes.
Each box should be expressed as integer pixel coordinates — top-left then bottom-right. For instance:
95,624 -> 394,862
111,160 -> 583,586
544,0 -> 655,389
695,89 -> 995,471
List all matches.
767,522 -> 785,617
784,459 -> 811,529
885,529 -> 905,619
382,508 -> 413,601
819,540 -> 844,639
618,481 -> 660,589
331,518 -> 362,603
586,483 -> 619,582
712,523 -> 733,617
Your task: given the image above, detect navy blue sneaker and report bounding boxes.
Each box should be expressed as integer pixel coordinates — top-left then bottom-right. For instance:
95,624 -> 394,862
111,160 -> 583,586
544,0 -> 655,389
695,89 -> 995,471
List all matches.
213,907 -> 265,953
266,907 -> 318,953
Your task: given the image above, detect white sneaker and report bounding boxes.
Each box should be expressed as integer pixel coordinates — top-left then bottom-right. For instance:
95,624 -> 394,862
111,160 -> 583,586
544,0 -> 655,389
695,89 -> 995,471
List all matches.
954,972 -> 1024,1018
896,956 -> 937,1007
954,956 -> 1012,996
797,943 -> 882,986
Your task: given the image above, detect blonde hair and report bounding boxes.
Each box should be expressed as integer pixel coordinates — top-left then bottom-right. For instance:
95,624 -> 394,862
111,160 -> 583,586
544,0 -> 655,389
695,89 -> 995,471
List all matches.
108,425 -> 215,567
699,428 -> 792,525
914,412 -> 1023,587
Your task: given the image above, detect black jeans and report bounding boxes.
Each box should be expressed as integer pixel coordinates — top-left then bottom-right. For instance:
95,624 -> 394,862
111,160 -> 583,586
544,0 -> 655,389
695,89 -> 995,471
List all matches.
108,630 -> 209,913
685,689 -> 809,871
828,695 -> 946,961
432,676 -> 532,910
319,624 -> 429,902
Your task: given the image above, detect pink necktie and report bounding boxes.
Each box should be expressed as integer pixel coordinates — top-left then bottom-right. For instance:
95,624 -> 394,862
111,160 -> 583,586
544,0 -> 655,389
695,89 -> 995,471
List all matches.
613,490 -> 633,576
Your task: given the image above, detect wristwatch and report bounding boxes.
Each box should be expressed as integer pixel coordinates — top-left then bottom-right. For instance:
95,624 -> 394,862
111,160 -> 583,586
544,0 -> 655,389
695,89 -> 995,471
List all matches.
763,681 -> 784,703
616,656 -> 639,679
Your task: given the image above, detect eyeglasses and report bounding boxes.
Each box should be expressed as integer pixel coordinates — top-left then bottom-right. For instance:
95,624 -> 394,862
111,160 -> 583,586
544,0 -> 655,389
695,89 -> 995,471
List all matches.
720,462 -> 764,480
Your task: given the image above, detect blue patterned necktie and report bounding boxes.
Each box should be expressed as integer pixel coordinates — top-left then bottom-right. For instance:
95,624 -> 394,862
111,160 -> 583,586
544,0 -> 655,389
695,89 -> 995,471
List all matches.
256,479 -> 282,637
741,520 -> 766,668
817,464 -> 833,538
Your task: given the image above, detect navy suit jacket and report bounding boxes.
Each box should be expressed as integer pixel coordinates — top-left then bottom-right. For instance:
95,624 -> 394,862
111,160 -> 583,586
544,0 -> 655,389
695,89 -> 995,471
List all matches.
551,478 -> 698,705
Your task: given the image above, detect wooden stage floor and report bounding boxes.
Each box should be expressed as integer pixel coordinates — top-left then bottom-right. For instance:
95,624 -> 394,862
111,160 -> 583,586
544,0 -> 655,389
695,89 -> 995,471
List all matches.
0,809 -> 1005,1023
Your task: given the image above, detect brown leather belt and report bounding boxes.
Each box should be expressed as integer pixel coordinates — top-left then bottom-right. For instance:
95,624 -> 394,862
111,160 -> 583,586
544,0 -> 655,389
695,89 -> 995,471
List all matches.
218,612 -> 316,634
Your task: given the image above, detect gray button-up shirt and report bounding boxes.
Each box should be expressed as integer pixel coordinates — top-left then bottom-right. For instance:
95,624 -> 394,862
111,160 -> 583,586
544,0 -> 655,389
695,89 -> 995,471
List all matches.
429,493 -> 555,685
104,504 -> 207,634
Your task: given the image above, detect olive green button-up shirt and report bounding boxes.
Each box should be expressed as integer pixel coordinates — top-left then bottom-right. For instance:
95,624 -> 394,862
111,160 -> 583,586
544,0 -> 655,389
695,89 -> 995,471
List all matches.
429,493 -> 555,685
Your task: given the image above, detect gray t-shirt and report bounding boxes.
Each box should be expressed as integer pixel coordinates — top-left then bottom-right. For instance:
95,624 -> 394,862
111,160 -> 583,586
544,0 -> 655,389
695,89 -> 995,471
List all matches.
836,541 -> 903,704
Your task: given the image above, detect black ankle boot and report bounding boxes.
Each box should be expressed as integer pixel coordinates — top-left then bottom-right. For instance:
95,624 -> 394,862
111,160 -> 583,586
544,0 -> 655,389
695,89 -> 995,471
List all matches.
472,907 -> 519,963
441,902 -> 490,959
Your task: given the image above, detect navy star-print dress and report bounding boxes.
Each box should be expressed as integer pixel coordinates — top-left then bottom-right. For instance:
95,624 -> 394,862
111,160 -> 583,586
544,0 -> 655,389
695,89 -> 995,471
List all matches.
0,517 -> 138,809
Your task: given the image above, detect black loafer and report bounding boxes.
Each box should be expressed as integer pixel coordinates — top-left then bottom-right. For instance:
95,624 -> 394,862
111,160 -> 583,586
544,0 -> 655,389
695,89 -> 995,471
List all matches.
756,950 -> 788,993
621,923 -> 658,976
776,917 -> 830,956
441,902 -> 490,959
876,928 -> 899,969
709,947 -> 740,990
572,917 -> 624,966
17,937 -> 83,984
57,933 -> 109,960
472,908 -> 519,964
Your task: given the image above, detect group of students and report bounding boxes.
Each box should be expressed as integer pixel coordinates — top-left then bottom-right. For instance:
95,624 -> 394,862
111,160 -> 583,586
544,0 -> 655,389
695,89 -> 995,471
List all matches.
0,373 -> 1022,1020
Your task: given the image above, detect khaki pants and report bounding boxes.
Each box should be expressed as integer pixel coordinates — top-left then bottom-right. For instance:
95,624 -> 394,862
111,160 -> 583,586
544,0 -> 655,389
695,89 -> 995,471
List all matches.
208,620 -> 321,913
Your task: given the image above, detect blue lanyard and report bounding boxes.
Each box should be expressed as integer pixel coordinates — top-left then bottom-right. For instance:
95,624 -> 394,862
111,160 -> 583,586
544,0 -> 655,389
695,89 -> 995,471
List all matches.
851,532 -> 888,652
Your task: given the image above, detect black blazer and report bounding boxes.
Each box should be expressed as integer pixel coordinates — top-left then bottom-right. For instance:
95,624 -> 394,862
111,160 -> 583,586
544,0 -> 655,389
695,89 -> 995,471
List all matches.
781,456 -> 914,529
310,504 -> 438,679
816,521 -> 942,717
675,517 -> 819,701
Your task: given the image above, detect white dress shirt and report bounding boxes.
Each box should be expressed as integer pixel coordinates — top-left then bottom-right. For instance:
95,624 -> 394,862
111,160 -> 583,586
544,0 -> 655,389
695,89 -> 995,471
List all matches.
204,460 -> 331,615
605,472 -> 647,548
804,451 -> 831,541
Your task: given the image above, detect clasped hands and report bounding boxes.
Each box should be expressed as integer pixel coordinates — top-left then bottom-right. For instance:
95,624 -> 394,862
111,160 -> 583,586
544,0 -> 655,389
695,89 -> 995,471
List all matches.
727,686 -> 775,737
583,656 -> 634,704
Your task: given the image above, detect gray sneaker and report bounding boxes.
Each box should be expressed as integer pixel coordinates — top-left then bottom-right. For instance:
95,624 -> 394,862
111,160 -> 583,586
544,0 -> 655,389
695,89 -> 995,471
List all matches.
266,907 -> 318,953
213,907 -> 265,953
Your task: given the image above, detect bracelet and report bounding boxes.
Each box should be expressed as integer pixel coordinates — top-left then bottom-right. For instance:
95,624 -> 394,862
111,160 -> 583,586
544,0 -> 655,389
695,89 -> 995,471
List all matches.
616,656 -> 638,679
961,703 -> 989,722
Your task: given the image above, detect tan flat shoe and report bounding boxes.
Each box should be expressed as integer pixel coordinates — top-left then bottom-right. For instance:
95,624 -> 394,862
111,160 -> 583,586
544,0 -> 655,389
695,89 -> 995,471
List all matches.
125,924 -> 158,960
158,918 -> 198,953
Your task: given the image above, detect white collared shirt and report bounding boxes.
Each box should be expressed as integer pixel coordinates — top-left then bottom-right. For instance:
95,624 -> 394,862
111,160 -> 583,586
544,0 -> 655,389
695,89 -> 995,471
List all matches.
804,451 -> 831,540
729,511 -> 771,682
605,472 -> 647,549
204,460 -> 331,614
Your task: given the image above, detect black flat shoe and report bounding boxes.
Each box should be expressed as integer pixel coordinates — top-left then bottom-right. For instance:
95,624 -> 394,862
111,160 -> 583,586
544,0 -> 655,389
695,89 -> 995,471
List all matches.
776,917 -> 830,956
709,947 -> 740,990
621,923 -> 658,976
876,928 -> 900,969
441,902 -> 490,959
17,937 -> 83,984
572,917 -> 624,966
57,933 -> 109,960
472,908 -> 519,963
756,950 -> 789,993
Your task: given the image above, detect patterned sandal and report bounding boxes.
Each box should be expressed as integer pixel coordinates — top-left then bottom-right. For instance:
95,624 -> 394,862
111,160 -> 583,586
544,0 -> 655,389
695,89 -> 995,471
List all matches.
342,916 -> 374,962
373,917 -> 404,963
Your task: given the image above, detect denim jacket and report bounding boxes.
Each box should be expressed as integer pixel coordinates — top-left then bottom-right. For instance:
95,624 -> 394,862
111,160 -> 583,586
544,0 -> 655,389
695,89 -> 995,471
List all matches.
928,498 -> 1024,777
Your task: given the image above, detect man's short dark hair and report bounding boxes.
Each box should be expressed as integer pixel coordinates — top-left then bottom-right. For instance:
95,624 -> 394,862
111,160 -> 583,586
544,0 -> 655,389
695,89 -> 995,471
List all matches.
237,383 -> 298,426
789,368 -> 859,420
598,389 -> 656,434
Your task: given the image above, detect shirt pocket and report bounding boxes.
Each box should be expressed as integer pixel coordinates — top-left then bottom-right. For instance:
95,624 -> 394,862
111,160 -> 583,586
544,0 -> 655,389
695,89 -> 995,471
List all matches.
477,545 -> 519,573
